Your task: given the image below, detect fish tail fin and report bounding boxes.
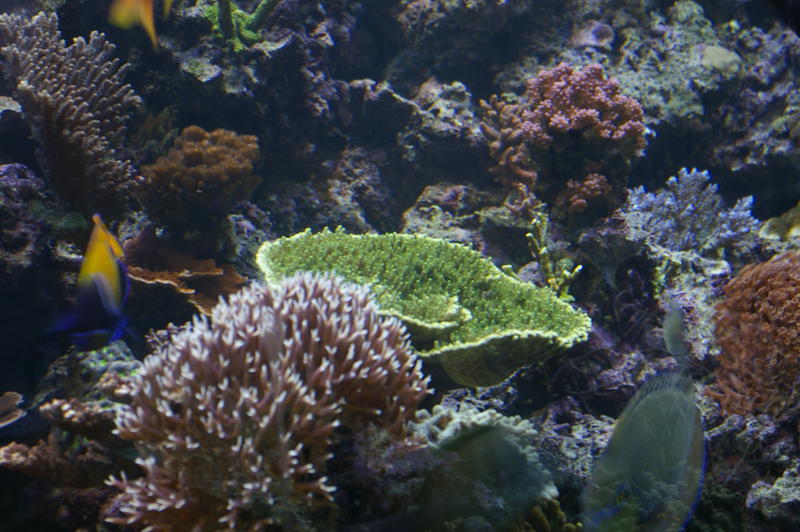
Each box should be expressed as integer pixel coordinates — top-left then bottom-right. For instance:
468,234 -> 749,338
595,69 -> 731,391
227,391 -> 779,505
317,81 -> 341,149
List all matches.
109,0 -> 158,48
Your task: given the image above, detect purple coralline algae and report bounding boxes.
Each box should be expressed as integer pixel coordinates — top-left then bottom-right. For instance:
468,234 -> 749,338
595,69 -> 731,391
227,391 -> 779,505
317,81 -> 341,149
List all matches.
0,163 -> 58,396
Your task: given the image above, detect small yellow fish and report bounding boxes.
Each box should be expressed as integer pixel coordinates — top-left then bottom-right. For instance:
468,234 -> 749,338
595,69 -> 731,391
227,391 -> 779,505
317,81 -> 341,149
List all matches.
50,215 -> 130,348
109,0 -> 173,47
79,214 -> 125,312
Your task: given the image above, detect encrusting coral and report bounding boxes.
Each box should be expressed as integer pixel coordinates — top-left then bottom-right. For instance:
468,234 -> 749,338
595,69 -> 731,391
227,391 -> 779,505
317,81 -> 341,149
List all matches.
257,228 -> 591,387
480,63 -> 645,219
709,252 -> 800,417
106,272 -> 431,530
136,125 -> 260,254
0,12 -> 140,217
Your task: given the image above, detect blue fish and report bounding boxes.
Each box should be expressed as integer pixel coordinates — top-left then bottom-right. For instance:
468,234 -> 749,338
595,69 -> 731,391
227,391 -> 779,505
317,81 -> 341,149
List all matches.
52,214 -> 130,349
581,373 -> 705,532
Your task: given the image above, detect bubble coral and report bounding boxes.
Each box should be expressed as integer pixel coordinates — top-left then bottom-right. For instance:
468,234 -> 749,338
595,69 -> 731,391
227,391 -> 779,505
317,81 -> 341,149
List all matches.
136,125 -> 260,253
106,272 -> 431,530
709,252 -> 800,417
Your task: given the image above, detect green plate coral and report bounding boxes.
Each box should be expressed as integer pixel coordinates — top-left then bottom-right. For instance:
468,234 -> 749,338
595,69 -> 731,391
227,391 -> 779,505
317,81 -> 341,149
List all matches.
256,229 -> 591,387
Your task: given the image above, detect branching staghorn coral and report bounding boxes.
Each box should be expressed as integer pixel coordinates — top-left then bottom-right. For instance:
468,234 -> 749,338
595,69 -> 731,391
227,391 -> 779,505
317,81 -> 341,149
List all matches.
524,209 -> 582,301
622,168 -> 759,258
107,273 -> 431,530
0,12 -> 141,217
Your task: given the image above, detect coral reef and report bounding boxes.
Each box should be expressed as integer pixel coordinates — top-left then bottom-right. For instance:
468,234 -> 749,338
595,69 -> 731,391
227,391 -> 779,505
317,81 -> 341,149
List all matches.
746,459 -> 800,525
5,0 -> 800,529
620,168 -> 761,361
0,342 -> 140,529
107,273 -> 431,530
400,182 -> 531,265
709,252 -> 800,417
389,0 -> 556,93
257,228 -> 591,387
0,12 -> 140,217
137,125 -> 260,255
480,63 -> 645,220
400,79 -> 487,174
0,163 -> 59,396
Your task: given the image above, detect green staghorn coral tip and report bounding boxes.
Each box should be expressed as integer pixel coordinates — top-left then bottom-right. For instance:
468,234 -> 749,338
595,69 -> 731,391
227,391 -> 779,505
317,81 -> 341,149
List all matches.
256,228 -> 591,387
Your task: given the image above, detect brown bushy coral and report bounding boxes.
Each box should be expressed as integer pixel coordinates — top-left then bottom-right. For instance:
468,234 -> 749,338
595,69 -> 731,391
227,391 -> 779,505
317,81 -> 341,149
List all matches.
107,273 -> 431,530
709,252 -> 800,417
136,125 -> 260,251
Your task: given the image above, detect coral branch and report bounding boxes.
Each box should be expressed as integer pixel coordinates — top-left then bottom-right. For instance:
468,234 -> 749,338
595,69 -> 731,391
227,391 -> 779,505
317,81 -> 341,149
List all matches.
0,12 -> 141,217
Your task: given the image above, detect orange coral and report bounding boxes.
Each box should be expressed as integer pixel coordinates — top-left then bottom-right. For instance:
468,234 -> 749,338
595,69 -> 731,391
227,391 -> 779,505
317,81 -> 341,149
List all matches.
123,225 -> 247,316
136,125 -> 260,234
709,252 -> 800,417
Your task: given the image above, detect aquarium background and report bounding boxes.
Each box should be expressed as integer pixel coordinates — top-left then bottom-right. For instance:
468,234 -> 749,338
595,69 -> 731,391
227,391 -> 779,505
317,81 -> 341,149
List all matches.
0,0 -> 799,530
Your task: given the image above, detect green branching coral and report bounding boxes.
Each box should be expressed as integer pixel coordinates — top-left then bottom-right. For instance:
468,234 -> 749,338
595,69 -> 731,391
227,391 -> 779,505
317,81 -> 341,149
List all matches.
525,210 -> 582,301
256,228 -> 591,387
207,0 -> 281,50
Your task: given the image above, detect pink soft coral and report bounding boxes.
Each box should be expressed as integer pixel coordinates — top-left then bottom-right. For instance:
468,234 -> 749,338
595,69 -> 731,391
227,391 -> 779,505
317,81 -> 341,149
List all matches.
480,63 -> 645,220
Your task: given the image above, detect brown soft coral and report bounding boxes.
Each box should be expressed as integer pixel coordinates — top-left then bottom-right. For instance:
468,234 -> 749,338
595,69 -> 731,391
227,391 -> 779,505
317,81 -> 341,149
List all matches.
136,125 -> 260,253
107,273 -> 431,530
709,252 -> 800,417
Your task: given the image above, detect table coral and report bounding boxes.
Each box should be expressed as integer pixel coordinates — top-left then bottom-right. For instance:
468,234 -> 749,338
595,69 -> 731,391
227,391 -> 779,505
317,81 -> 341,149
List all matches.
136,125 -> 260,255
709,252 -> 800,417
256,228 -> 591,387
480,63 -> 645,221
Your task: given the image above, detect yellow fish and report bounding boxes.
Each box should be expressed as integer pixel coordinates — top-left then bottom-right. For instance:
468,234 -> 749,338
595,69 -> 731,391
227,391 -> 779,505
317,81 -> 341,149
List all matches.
52,214 -> 129,348
78,214 -> 125,312
109,0 -> 174,47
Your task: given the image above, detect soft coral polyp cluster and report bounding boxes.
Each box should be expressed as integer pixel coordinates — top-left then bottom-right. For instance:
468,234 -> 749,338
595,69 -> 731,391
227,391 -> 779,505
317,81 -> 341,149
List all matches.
709,252 -> 800,417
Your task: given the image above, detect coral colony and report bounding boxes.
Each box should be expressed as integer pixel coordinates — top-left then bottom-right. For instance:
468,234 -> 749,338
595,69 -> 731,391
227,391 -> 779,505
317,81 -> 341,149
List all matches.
3,0 -> 800,530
